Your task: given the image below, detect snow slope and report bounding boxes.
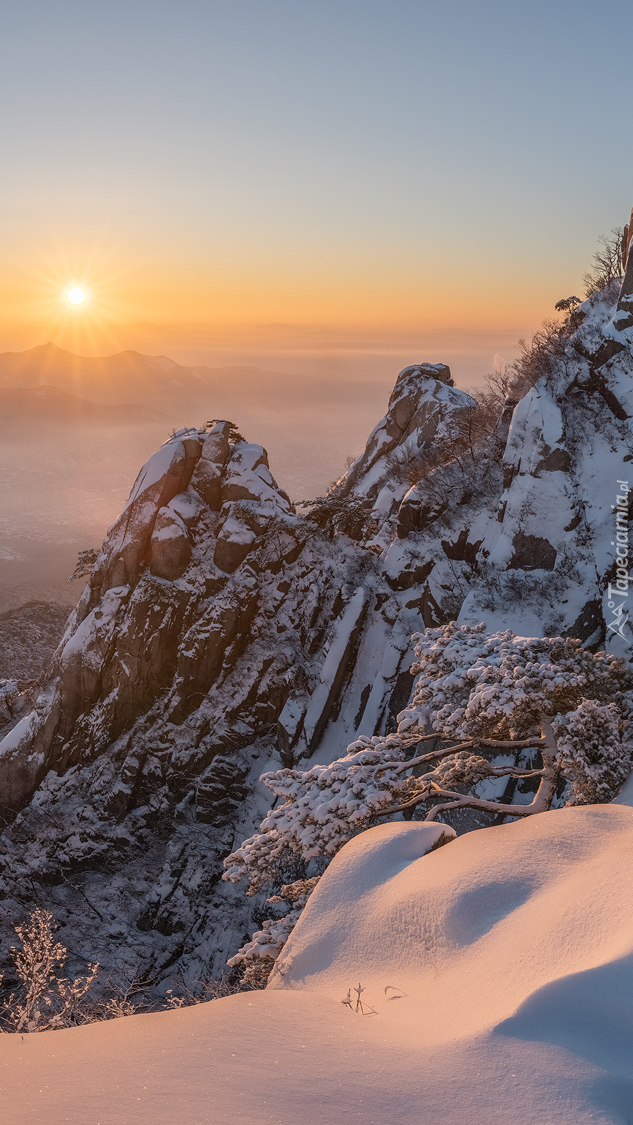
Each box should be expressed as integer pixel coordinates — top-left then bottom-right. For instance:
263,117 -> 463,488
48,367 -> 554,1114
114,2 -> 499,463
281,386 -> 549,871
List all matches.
4,804 -> 633,1124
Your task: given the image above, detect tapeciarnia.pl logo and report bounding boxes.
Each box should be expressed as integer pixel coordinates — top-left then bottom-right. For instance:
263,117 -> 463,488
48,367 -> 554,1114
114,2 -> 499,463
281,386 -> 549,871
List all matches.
607,480 -> 630,640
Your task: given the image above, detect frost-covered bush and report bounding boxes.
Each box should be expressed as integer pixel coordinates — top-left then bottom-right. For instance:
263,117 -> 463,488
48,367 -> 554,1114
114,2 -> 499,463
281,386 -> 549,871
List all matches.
1,907 -> 98,1032
224,624 -> 633,905
554,699 -> 632,805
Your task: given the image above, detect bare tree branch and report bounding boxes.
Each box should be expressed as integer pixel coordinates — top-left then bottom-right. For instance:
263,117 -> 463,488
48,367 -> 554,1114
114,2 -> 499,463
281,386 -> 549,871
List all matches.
377,718 -> 558,821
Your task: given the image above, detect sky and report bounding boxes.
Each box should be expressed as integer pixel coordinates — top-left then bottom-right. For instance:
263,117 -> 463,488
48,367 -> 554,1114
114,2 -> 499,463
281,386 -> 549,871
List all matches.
0,0 -> 632,381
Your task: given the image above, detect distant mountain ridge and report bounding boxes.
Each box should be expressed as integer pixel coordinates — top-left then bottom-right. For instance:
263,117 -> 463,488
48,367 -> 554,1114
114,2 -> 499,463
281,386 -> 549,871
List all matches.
0,342 -> 298,410
0,342 -> 388,415
0,343 -> 213,406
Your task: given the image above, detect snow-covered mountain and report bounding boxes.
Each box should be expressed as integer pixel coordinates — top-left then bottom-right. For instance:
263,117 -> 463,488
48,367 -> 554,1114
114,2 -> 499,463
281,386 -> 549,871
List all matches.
0,266 -> 631,997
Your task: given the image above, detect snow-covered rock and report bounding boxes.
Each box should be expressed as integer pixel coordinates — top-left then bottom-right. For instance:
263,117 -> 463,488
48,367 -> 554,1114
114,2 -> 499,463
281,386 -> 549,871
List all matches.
336,362 -> 477,515
90,429 -> 203,596
190,420 -> 231,509
460,283 -> 633,649
213,516 -> 257,573
0,362 -> 472,989
220,442 -> 292,511
612,204 -> 633,333
149,508 -> 192,580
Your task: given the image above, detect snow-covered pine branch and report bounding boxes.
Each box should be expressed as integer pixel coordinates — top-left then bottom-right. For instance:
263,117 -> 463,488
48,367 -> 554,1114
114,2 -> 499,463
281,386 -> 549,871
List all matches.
400,621 -> 630,742
224,624 -> 633,908
67,547 -> 99,583
222,733 -> 415,893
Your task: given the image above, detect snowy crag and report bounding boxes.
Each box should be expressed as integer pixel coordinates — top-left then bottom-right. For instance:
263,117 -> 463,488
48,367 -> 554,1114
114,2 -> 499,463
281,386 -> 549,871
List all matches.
0,263 -> 632,997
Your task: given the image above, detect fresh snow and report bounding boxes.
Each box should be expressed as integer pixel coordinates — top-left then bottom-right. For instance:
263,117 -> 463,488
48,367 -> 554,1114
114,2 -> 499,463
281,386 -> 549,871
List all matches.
124,438 -> 188,508
5,805 -> 633,1123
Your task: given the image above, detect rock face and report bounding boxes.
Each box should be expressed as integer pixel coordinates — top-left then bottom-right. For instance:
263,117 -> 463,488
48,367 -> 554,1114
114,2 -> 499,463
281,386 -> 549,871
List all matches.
0,291 -> 631,996
337,362 -> 474,512
85,428 -> 203,598
615,205 -> 633,330
149,508 -> 192,580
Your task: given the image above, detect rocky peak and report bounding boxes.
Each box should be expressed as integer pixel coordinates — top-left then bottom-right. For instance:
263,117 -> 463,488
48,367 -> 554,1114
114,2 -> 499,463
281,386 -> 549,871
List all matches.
338,362 -> 470,503
88,427 -> 205,600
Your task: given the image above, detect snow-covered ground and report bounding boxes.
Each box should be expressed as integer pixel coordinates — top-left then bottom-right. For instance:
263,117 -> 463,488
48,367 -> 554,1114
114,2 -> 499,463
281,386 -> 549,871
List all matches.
4,802 -> 633,1124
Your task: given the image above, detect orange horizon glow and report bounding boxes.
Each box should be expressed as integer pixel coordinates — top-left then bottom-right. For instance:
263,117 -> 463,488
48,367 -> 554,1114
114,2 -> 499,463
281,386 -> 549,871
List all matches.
0,1 -> 629,386
0,247 -> 572,337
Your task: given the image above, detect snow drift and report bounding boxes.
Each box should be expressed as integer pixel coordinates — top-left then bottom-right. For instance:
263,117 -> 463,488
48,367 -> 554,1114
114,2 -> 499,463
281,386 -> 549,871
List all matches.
4,803 -> 633,1124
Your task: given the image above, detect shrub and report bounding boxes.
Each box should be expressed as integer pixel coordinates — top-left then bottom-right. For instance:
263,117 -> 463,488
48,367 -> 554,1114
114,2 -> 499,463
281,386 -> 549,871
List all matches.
1,907 -> 98,1032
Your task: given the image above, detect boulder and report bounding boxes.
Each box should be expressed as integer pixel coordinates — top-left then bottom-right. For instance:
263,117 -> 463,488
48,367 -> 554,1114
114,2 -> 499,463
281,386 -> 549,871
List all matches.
190,422 -> 232,509
220,443 -> 292,511
214,517 -> 256,573
149,508 -> 192,580
200,421 -> 231,465
397,480 -> 449,538
508,531 -> 557,572
191,458 -> 223,509
167,486 -> 207,527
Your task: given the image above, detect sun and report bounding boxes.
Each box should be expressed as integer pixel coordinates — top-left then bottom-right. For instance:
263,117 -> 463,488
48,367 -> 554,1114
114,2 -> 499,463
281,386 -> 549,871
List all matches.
66,286 -> 87,305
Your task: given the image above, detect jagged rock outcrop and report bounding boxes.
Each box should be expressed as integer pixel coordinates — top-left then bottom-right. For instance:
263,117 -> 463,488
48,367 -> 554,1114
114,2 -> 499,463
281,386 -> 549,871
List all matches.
337,362 -> 476,517
308,362 -> 496,627
90,428 -> 204,597
614,205 -> 633,332
189,421 -> 230,510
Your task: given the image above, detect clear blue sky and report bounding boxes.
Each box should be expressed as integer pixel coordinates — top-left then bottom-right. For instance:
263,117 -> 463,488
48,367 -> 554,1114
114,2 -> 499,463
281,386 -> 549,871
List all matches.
0,0 -> 631,338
